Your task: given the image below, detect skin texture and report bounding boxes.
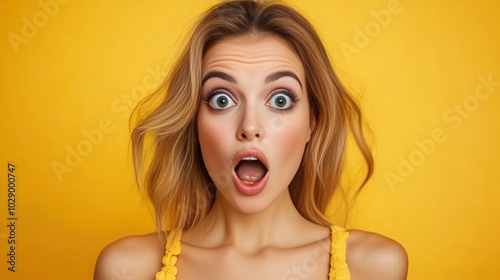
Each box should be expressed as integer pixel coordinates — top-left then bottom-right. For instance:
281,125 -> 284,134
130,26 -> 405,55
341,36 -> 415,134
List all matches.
94,35 -> 408,280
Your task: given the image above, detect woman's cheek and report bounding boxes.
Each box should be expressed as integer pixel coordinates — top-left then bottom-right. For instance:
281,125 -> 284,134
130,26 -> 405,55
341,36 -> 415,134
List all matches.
273,120 -> 310,174
198,117 -> 232,178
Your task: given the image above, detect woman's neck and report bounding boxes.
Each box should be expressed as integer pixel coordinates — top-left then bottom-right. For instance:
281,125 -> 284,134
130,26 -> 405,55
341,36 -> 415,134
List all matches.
183,190 -> 328,253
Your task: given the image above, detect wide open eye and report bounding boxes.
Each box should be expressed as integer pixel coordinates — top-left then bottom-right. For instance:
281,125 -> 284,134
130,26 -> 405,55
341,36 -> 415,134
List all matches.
267,90 -> 296,110
208,92 -> 236,110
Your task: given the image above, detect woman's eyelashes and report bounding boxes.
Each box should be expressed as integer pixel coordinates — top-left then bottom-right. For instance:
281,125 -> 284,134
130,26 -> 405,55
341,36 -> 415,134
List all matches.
202,88 -> 299,112
267,88 -> 299,112
202,90 -> 237,110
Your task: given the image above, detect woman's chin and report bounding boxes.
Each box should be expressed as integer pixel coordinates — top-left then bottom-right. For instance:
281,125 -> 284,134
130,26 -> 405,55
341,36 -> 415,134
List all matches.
216,187 -> 289,216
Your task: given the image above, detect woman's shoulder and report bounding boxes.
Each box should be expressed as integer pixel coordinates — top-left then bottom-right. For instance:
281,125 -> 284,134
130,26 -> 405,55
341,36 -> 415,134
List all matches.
346,229 -> 408,280
94,232 -> 166,280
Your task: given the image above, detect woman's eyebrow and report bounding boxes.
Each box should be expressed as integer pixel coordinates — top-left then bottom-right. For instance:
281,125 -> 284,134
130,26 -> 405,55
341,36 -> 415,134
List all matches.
202,71 -> 236,85
265,70 -> 302,89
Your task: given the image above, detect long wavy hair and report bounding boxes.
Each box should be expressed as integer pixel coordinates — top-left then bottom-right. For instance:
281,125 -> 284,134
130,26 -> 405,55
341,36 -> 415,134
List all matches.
131,0 -> 373,233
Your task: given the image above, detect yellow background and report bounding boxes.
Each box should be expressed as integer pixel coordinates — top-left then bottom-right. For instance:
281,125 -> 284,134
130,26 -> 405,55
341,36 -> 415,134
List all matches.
1,0 -> 499,279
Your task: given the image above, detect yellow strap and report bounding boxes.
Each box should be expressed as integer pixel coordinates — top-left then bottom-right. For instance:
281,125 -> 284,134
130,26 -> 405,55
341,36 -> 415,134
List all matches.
329,225 -> 351,280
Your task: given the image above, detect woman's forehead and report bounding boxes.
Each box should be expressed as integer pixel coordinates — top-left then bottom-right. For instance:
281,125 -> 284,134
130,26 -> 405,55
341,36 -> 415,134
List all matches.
202,35 -> 305,79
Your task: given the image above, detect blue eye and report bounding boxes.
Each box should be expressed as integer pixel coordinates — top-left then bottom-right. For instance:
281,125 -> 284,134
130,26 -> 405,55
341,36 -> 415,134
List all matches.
268,92 -> 293,110
208,92 -> 236,110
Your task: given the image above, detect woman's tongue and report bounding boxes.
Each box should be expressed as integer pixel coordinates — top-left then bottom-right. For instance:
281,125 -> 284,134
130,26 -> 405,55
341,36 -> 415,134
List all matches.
235,161 -> 266,183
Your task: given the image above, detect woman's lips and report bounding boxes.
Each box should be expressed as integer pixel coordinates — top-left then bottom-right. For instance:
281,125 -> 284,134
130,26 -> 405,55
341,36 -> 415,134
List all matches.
232,149 -> 269,195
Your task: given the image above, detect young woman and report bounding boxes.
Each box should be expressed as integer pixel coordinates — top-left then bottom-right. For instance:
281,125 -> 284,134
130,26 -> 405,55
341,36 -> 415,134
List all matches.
95,1 -> 408,279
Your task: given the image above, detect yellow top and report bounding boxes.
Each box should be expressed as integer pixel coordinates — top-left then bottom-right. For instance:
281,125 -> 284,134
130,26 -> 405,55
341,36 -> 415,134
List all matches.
156,225 -> 350,280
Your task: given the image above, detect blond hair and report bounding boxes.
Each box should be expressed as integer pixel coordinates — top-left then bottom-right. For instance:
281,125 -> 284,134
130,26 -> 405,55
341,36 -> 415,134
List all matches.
131,0 -> 373,232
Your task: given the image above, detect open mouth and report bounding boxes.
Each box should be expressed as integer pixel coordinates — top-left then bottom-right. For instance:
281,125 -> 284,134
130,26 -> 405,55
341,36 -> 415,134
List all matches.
232,150 -> 269,196
234,156 -> 268,184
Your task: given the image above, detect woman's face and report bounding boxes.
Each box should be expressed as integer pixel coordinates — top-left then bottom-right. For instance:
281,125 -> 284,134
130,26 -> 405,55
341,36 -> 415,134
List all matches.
197,35 -> 313,214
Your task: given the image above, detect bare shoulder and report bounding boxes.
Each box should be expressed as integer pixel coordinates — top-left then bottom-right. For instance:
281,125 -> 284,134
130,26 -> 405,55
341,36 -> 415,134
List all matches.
94,233 -> 166,280
346,230 -> 408,280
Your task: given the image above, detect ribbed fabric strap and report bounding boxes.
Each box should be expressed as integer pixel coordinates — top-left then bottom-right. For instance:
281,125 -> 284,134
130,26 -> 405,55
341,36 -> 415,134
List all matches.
329,225 -> 351,279
155,230 -> 181,280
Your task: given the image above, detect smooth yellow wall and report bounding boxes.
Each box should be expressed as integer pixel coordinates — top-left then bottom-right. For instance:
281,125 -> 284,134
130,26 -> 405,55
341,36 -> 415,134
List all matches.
0,1 -> 498,279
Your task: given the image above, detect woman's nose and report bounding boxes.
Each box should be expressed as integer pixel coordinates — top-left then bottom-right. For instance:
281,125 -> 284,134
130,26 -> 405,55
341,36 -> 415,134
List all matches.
236,107 -> 265,141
